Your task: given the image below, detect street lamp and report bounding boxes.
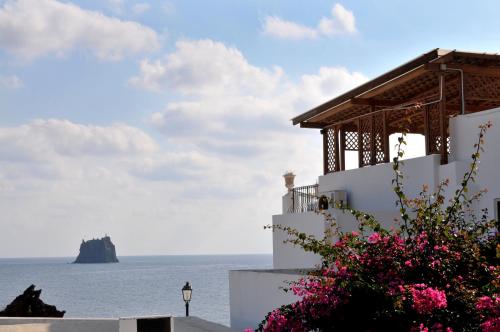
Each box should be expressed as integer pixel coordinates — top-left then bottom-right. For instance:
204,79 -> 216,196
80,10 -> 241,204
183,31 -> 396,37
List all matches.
182,282 -> 192,317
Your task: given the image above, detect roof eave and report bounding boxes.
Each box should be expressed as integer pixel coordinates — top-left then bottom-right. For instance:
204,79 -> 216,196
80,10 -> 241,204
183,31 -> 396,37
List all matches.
292,48 -> 449,126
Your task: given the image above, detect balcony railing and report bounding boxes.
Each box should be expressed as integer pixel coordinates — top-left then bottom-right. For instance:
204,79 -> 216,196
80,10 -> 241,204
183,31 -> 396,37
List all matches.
288,184 -> 319,213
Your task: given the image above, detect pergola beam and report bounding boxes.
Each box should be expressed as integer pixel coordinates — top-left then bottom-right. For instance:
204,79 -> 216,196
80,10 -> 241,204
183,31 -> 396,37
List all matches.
293,48 -> 443,125
426,63 -> 500,78
313,50 -> 500,174
351,98 -> 403,107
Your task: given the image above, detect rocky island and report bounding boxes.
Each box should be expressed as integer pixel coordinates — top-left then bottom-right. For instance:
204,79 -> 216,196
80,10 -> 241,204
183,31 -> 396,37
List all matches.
74,235 -> 119,263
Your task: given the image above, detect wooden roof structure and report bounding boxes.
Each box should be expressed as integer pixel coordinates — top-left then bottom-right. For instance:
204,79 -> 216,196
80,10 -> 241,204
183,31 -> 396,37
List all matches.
294,49 -> 500,174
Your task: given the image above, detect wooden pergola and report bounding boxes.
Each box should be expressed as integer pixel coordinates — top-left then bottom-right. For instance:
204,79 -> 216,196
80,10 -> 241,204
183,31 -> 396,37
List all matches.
292,49 -> 500,174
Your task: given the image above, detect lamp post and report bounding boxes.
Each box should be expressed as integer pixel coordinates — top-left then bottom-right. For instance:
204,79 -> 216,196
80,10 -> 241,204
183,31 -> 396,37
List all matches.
182,282 -> 192,317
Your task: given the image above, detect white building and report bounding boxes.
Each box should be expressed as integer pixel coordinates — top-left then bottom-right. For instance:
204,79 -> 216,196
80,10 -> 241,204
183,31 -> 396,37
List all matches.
229,49 -> 500,330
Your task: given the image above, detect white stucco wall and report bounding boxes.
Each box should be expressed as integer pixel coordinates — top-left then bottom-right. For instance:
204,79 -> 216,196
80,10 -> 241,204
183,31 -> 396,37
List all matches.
0,324 -> 51,332
333,209 -> 401,233
229,270 -> 304,330
174,317 -> 233,332
229,107 -> 500,332
0,318 -> 120,332
272,212 -> 325,269
319,154 -> 441,211
0,316 -> 229,332
448,107 -> 500,217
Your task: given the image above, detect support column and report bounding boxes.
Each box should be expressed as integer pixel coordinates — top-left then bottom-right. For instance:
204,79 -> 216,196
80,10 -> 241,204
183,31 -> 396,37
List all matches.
357,118 -> 363,168
439,73 -> 448,165
423,106 -> 430,155
383,111 -> 390,163
334,126 -> 340,172
339,126 -> 346,171
321,129 -> 328,174
370,112 -> 376,166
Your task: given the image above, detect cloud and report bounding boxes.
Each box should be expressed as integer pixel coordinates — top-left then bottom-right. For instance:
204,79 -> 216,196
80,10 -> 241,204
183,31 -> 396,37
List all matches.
0,75 -> 23,89
262,3 -> 356,40
0,118 -> 277,256
129,39 -> 284,95
0,0 -> 160,61
0,39 -> 367,257
263,16 -> 318,40
318,3 -> 356,36
0,119 -> 158,165
131,38 -> 367,164
132,2 -> 151,15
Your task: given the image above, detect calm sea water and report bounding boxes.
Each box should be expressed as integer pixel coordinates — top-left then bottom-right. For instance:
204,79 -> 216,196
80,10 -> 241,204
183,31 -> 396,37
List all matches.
0,255 -> 272,326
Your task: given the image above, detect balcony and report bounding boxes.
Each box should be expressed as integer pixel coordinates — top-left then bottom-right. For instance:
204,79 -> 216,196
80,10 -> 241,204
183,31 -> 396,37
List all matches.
286,184 -> 319,213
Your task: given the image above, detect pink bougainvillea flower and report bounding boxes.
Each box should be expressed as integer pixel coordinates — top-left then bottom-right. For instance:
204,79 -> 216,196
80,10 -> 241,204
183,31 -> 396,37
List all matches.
410,284 -> 447,314
367,232 -> 381,243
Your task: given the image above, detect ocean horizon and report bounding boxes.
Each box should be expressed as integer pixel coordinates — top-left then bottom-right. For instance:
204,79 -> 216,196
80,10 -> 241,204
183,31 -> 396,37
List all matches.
0,254 -> 273,326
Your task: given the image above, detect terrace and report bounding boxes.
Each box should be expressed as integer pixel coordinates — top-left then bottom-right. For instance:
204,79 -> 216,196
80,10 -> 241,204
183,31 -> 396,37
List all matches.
230,49 -> 500,331
293,49 -> 500,174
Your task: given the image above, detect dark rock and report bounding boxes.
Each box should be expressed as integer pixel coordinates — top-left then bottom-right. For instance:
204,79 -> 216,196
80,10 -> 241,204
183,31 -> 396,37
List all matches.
74,235 -> 119,264
0,285 -> 65,317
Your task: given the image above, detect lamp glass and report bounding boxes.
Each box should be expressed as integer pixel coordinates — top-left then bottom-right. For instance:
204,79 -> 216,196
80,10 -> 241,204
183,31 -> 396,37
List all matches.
182,283 -> 192,302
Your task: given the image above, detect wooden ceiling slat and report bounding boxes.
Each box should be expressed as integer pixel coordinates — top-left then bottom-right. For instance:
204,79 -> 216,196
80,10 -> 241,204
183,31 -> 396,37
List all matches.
292,49 -> 443,125
296,50 -> 500,130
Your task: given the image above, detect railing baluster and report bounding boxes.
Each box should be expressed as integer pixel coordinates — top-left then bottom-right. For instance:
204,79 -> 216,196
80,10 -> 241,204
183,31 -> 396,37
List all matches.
288,184 -> 319,214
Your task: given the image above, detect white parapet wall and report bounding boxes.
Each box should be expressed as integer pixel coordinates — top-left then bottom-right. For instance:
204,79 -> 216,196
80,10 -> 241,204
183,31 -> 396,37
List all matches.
333,208 -> 401,233
0,316 -> 232,332
272,212 -> 325,269
0,318 -> 121,332
229,269 -> 306,330
228,107 -> 500,332
319,153 -> 441,212
0,316 -> 179,332
448,108 -> 500,217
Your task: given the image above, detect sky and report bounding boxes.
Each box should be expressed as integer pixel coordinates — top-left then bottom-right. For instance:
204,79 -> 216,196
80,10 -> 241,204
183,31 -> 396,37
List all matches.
1,0 -> 500,258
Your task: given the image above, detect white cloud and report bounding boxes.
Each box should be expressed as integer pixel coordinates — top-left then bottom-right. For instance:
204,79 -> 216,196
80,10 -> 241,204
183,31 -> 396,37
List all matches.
0,0 -> 160,61
0,75 -> 23,89
318,3 -> 356,36
263,3 -> 356,40
0,39 -> 368,257
0,119 -> 158,164
0,118 -> 276,256
131,38 -> 367,167
132,2 -> 151,15
263,16 -> 318,40
129,39 -> 284,95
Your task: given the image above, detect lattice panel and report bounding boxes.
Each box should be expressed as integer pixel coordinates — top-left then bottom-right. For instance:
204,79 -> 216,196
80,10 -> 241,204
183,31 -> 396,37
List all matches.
433,137 -> 450,154
465,75 -> 500,100
464,75 -> 500,110
426,103 -> 450,156
373,113 -> 386,164
359,117 -> 372,167
324,128 -> 337,173
427,103 -> 441,154
344,131 -> 358,151
362,149 -> 371,166
358,114 -> 386,166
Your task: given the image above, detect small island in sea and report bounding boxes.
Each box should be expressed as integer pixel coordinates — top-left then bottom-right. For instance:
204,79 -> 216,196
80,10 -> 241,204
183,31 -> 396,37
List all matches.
74,235 -> 119,264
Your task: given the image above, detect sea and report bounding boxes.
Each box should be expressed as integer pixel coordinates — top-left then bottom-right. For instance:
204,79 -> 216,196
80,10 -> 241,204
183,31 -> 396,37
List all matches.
0,254 -> 272,326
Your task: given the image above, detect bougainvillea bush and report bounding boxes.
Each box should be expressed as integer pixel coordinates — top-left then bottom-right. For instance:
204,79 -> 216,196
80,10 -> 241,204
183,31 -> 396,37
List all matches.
260,122 -> 498,332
